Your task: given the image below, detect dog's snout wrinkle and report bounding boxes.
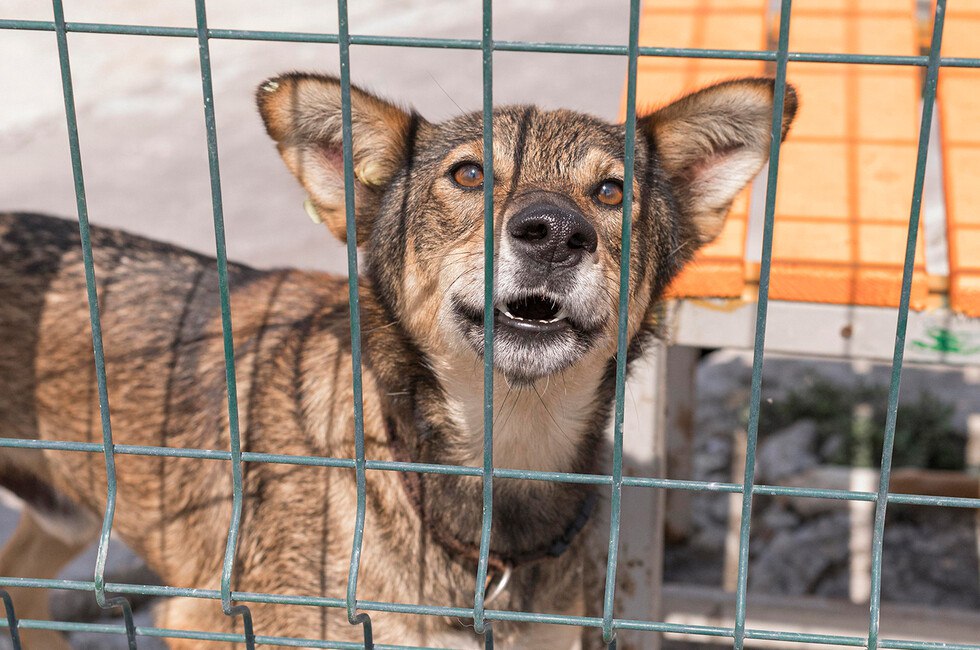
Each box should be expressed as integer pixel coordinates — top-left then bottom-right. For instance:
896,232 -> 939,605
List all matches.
507,202 -> 598,268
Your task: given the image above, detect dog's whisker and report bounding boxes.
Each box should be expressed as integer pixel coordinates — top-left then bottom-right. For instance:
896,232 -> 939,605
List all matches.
363,320 -> 399,334
442,263 -> 483,299
531,383 -> 573,446
427,71 -> 466,117
492,384 -> 515,429
496,384 -> 525,438
414,249 -> 484,265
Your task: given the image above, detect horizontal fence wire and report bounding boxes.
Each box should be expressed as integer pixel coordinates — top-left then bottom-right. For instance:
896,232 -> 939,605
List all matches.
1,0 -> 979,648
2,594 -> 979,650
3,436 -> 977,508
2,18 -> 980,68
0,436 -> 978,533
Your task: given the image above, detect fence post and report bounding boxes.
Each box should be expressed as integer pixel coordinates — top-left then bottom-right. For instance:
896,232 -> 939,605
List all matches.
665,346 -> 700,543
615,343 -> 668,649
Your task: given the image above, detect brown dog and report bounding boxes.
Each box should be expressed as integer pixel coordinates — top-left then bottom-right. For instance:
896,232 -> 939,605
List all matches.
0,74 -> 796,648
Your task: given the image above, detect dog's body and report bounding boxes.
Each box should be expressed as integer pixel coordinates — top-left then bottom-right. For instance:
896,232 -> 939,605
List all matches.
0,74 -> 795,648
0,212 -> 587,647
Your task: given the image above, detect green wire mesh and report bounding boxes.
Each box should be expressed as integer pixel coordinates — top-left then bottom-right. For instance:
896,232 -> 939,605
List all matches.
472,0 -> 497,644
335,0 -> 374,646
191,0 -> 257,647
600,0 -> 642,646
866,3 -> 949,648
732,1 -> 794,647
1,0 -> 979,648
51,0 -> 138,646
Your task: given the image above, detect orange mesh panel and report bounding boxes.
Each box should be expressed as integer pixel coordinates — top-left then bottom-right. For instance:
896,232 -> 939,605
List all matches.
769,0 -> 929,309
938,1 -> 980,316
627,0 -> 769,299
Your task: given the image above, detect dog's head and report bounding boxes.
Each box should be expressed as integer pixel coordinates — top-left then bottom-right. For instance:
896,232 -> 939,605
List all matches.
258,74 -> 796,384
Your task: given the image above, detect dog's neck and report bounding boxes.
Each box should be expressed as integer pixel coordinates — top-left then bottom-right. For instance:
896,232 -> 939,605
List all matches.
354,283 -> 611,561
356,280 -> 612,475
435,356 -> 607,473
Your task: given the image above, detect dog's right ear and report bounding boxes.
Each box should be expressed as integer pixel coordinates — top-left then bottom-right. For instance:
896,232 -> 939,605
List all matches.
639,78 -> 797,245
257,73 -> 417,245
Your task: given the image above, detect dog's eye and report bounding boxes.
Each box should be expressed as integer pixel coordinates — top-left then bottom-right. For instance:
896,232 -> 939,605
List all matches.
595,180 -> 624,207
451,162 -> 484,189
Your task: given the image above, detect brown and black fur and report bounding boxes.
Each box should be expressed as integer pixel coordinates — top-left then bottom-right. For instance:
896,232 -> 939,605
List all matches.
0,74 -> 796,648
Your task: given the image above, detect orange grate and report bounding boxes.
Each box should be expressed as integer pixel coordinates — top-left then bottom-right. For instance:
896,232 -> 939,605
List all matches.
937,0 -> 980,316
767,0 -> 930,309
630,0 -> 940,309
628,0 -> 769,299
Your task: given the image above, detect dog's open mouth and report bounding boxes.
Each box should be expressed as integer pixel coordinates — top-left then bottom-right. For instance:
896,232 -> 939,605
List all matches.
454,292 -> 576,336
497,294 -> 569,332
451,293 -> 603,381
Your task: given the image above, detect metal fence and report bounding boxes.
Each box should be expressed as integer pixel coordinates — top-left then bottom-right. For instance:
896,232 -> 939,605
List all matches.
1,0 -> 979,648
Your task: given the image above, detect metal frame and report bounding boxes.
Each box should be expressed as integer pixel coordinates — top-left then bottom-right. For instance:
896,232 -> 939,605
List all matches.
669,301 -> 980,366
1,0 -> 979,648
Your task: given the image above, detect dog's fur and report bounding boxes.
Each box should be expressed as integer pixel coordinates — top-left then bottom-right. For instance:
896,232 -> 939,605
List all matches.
0,74 -> 795,648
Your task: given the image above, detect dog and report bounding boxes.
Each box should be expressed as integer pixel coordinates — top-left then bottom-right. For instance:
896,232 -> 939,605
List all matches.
0,73 -> 796,648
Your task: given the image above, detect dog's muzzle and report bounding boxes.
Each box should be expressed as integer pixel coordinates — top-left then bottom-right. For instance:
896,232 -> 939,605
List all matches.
506,191 -> 597,273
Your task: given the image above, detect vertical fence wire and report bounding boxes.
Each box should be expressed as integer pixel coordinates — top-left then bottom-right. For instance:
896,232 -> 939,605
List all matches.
599,0 -> 642,645
866,2 -> 946,648
336,0 -> 374,647
472,0 -> 496,645
191,0 -> 255,646
732,1 -> 793,647
51,0 -> 138,647
0,590 -> 22,650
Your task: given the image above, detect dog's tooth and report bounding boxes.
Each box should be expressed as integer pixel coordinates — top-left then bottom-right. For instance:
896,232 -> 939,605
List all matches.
554,307 -> 569,320
303,198 -> 324,224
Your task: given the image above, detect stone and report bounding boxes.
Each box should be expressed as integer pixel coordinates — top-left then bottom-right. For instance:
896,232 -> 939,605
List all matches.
756,419 -> 820,484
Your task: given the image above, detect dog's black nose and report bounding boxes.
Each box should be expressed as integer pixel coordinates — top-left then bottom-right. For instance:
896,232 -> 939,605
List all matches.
507,203 -> 598,267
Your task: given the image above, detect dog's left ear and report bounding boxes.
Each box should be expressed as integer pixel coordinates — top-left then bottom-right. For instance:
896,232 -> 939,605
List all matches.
639,78 -> 798,244
257,72 -> 417,245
